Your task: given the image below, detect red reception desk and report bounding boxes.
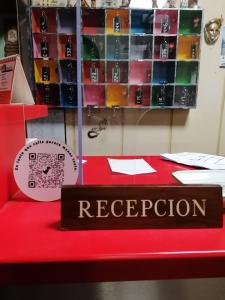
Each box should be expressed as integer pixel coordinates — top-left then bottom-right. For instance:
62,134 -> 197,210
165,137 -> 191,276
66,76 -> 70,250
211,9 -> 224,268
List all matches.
0,105 -> 225,285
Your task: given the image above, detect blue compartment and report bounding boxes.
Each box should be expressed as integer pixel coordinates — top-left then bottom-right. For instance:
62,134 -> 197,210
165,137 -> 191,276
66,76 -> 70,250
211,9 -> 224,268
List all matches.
152,61 -> 176,84
60,84 -> 77,107
107,36 -> 129,60
59,60 -> 77,84
131,9 -> 154,34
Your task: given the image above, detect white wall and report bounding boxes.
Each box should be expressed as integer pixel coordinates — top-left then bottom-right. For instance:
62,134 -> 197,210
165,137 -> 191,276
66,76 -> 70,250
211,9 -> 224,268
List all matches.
172,0 -> 225,155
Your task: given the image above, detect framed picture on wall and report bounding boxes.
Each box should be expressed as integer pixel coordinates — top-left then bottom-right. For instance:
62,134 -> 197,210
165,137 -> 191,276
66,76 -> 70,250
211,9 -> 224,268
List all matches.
0,17 -> 19,58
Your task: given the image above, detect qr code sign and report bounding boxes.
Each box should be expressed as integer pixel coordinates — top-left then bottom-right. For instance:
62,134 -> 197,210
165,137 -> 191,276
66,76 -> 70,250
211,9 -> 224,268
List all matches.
28,153 -> 65,188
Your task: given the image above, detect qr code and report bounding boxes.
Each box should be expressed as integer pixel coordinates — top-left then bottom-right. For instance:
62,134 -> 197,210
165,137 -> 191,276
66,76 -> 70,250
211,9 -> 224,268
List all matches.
28,153 -> 65,188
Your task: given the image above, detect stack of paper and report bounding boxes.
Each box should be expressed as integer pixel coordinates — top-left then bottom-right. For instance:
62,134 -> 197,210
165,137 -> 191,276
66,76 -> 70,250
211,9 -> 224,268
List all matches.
161,152 -> 225,170
108,158 -> 156,175
173,170 -> 225,198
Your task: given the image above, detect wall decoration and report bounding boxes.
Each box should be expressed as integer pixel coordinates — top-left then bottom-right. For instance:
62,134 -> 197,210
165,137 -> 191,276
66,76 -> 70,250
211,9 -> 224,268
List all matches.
0,17 -> 19,58
204,17 -> 223,45
4,27 -> 19,57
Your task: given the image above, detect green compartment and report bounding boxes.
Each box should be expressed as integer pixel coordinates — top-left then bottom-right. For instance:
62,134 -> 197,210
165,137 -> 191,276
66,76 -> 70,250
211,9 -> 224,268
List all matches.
176,61 -> 199,84
82,35 -> 105,60
179,10 -> 202,35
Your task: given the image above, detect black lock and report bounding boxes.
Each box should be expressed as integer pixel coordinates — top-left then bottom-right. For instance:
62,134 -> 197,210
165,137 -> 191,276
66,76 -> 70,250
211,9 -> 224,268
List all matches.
39,11 -> 48,32
191,43 -> 197,59
160,39 -> 169,59
135,88 -> 143,105
114,38 -> 120,59
161,15 -> 170,33
112,63 -> 120,83
90,64 -> 98,83
67,86 -> 76,105
42,65 -> 50,81
65,38 -> 73,58
43,85 -> 51,104
41,38 -> 49,58
113,15 -> 121,33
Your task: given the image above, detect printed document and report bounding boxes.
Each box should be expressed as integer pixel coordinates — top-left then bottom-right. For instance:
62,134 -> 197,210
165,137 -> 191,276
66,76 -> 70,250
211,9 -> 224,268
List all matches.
161,152 -> 225,170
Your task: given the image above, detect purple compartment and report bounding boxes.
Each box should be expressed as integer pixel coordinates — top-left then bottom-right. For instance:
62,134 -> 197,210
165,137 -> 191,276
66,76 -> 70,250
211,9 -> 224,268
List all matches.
57,8 -> 76,34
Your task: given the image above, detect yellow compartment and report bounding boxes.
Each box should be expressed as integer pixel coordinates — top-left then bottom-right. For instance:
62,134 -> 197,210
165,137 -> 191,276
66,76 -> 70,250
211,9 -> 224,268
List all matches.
177,36 -> 200,60
34,60 -> 59,84
106,9 -> 129,35
106,85 -> 128,107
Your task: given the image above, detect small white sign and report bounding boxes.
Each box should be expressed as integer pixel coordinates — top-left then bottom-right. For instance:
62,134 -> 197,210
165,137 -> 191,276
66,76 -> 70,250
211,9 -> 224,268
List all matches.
220,26 -> 225,68
0,55 -> 34,104
14,139 -> 78,201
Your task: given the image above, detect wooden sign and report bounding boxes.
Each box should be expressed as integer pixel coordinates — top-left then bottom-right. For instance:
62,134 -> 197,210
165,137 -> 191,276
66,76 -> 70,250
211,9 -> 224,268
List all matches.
61,185 -> 223,230
0,55 -> 34,104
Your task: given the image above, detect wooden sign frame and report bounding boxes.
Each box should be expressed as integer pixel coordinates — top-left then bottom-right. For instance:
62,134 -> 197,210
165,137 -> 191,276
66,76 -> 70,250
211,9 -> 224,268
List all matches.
61,185 -> 223,230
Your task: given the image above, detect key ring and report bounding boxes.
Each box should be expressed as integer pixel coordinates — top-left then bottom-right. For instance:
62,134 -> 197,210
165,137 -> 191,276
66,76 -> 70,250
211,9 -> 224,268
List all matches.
87,118 -> 108,139
87,129 -> 99,139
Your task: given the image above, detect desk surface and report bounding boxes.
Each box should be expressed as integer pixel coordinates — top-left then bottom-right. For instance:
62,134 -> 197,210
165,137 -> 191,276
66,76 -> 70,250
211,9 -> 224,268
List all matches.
1,156 -> 225,284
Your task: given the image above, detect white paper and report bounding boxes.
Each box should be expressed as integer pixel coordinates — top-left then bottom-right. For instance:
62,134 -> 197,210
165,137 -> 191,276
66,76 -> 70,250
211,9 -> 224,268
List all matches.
161,152 -> 225,170
173,170 -> 225,198
26,138 -> 38,144
108,158 -> 156,175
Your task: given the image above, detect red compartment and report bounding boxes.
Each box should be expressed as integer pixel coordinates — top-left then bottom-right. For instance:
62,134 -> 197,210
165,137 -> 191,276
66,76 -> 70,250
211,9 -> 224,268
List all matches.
58,35 -> 76,59
107,61 -> 128,84
83,85 -> 105,106
32,8 -> 57,33
130,61 -> 152,84
155,9 -> 178,35
33,33 -> 58,59
83,61 -> 105,84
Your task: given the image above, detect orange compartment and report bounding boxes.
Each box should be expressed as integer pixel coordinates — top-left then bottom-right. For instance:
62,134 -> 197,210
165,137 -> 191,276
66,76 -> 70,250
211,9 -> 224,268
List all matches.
34,59 -> 59,84
106,9 -> 129,35
106,85 -> 128,107
177,36 -> 200,60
